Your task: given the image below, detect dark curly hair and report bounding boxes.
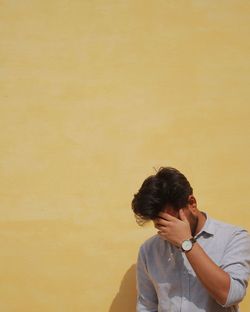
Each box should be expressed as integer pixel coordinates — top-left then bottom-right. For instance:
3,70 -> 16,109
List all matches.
131,167 -> 193,225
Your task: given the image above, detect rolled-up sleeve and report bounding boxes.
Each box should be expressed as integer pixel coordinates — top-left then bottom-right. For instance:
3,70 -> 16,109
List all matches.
136,245 -> 158,312
220,229 -> 250,307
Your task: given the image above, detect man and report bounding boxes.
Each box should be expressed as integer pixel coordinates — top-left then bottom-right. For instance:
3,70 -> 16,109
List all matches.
131,167 -> 250,312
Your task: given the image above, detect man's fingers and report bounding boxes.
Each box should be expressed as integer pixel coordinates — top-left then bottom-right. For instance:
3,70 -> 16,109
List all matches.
154,223 -> 165,230
158,216 -> 167,221
154,217 -> 171,227
154,220 -> 165,228
158,212 -> 177,221
158,212 -> 178,222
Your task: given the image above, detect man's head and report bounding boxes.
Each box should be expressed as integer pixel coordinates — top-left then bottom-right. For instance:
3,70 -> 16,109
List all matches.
131,167 -> 196,226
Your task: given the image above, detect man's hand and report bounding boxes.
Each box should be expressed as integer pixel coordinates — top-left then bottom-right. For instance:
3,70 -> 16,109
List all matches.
155,209 -> 231,306
154,209 -> 192,247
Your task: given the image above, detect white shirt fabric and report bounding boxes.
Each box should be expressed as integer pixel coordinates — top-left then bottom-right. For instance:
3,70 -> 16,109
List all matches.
136,213 -> 250,312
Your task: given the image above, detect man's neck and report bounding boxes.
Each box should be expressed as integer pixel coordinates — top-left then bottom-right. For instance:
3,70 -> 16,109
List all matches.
195,211 -> 207,235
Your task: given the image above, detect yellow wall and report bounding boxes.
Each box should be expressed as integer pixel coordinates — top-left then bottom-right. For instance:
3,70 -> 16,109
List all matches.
1,1 -> 250,311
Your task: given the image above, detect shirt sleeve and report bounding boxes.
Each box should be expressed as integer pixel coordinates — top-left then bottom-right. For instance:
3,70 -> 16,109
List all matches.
136,244 -> 158,312
220,229 -> 250,308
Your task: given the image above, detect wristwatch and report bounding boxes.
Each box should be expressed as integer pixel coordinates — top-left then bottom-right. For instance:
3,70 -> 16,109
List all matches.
181,237 -> 196,252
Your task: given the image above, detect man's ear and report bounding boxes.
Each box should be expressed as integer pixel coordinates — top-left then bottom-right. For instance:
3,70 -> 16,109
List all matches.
188,195 -> 197,212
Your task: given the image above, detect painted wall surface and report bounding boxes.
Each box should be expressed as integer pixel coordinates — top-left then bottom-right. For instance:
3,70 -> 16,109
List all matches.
1,1 -> 250,311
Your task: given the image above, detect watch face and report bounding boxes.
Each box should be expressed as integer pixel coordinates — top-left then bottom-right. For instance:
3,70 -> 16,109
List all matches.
182,240 -> 192,251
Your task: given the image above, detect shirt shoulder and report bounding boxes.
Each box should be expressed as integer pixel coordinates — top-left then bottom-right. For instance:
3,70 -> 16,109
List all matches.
140,234 -> 161,249
206,217 -> 250,254
210,217 -> 249,237
139,234 -> 163,253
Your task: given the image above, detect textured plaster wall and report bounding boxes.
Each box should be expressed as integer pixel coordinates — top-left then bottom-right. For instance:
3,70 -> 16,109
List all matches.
0,1 -> 250,311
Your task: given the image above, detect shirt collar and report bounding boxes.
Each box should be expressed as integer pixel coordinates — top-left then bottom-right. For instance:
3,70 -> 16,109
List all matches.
195,212 -> 215,238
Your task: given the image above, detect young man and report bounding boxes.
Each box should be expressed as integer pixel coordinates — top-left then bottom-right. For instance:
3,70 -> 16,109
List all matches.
131,167 -> 250,312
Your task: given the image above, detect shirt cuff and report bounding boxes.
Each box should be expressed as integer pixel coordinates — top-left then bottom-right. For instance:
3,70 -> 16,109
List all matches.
221,275 -> 246,308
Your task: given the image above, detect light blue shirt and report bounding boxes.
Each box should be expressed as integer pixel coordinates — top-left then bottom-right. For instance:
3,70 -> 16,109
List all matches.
136,214 -> 250,312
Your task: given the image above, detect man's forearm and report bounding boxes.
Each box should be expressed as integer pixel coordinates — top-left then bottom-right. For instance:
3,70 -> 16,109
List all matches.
155,210 -> 231,305
185,242 -> 230,305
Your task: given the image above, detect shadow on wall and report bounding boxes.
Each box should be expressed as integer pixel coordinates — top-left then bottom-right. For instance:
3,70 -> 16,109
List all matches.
109,264 -> 137,312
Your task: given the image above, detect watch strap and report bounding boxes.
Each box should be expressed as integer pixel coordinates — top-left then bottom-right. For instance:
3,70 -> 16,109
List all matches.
190,237 -> 197,244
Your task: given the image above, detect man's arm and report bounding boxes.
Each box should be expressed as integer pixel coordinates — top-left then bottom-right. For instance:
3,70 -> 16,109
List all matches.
185,241 -> 230,305
185,229 -> 250,307
136,245 -> 158,312
218,229 -> 250,307
155,210 -> 250,307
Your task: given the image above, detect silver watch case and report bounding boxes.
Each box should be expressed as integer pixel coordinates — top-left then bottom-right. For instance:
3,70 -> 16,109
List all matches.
181,237 -> 196,252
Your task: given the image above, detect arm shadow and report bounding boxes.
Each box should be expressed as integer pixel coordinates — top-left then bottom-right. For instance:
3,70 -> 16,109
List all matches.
109,264 -> 137,312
